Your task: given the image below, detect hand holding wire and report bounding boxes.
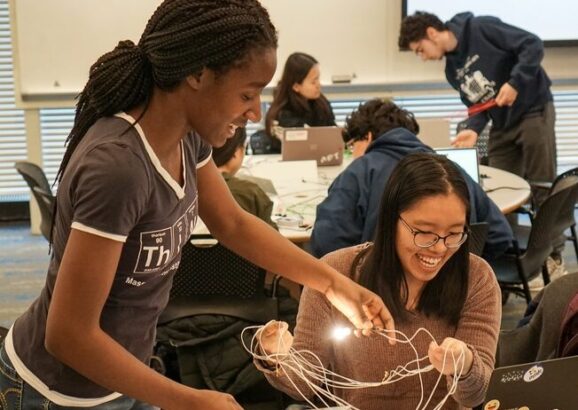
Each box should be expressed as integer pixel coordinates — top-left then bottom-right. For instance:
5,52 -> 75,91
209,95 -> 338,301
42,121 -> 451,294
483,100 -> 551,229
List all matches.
257,320 -> 294,356
428,337 -> 473,377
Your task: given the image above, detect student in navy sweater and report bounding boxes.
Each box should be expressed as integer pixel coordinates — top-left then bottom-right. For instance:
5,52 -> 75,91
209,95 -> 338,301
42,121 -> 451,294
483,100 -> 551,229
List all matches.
310,99 -> 513,260
398,12 -> 556,208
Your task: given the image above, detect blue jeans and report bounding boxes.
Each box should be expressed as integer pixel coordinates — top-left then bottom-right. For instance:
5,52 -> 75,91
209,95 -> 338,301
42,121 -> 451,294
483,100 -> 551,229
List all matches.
0,341 -> 156,409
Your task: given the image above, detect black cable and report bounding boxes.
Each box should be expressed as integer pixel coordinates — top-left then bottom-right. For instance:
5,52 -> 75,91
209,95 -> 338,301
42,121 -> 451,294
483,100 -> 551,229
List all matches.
483,186 -> 531,193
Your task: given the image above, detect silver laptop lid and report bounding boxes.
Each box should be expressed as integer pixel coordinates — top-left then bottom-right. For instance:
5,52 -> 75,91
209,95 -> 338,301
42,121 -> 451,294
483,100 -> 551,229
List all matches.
417,118 -> 451,148
281,126 -> 344,166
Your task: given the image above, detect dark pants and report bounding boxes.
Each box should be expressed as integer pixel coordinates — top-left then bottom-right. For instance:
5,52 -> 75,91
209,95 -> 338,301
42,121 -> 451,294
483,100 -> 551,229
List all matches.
488,102 -> 564,253
488,101 -> 557,207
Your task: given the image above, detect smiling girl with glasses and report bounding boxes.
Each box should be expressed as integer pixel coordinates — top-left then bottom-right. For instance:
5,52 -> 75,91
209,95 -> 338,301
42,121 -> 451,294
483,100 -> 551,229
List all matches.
256,153 -> 501,409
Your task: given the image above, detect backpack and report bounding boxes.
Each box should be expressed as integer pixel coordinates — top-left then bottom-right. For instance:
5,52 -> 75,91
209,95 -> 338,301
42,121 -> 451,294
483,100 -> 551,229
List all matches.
249,129 -> 281,155
557,291 -> 578,357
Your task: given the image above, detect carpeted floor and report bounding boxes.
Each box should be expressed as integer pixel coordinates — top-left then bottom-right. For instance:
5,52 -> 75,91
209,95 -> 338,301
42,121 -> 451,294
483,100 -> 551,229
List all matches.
0,221 -> 50,328
1,220 -> 576,331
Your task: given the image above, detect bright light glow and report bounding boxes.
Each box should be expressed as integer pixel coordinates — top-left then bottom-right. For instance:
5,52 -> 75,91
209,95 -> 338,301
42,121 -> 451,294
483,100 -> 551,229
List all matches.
332,326 -> 352,341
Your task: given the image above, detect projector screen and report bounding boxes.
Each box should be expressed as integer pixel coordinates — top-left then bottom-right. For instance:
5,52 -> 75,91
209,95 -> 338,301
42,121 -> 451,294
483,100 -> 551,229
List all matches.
403,0 -> 578,46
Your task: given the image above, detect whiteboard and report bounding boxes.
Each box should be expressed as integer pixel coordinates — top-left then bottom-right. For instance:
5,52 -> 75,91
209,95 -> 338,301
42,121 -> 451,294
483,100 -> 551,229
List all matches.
9,0 -> 578,106
10,0 -> 417,103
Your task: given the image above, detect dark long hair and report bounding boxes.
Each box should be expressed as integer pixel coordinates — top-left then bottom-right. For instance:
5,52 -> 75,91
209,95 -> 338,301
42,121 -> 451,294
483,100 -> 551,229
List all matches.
212,127 -> 246,167
358,153 -> 471,326
56,0 -> 277,183
265,52 -> 333,136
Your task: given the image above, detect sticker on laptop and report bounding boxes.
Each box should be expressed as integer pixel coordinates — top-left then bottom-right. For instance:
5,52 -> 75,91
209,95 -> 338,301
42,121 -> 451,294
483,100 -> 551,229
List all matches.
523,364 -> 544,382
285,130 -> 308,141
484,399 -> 500,410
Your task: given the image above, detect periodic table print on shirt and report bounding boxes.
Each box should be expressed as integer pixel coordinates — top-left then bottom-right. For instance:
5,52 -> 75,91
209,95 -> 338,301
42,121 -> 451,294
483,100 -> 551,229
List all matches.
133,200 -> 198,274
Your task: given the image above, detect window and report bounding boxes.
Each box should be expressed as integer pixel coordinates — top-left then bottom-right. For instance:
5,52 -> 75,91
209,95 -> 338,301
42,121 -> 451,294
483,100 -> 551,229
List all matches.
0,0 -> 27,202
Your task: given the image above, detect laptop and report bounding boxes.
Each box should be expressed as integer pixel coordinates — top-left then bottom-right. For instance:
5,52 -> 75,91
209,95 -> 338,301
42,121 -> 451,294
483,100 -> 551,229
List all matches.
417,118 -> 452,148
281,126 -> 344,166
483,355 -> 578,409
435,147 -> 480,184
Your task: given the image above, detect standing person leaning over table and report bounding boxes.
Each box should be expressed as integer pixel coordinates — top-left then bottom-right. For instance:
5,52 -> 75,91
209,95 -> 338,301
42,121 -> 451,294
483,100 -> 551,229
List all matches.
0,1 -> 393,409
399,11 -> 564,276
399,11 -> 556,206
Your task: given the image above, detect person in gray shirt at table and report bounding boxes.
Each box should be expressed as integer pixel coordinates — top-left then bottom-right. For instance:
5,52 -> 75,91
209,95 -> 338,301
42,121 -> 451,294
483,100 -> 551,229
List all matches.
311,99 -> 513,260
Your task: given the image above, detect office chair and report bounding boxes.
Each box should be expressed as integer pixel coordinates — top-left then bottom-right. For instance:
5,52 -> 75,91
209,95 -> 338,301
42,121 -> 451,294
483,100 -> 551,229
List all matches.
14,161 -> 55,241
468,222 -> 489,257
525,167 -> 578,259
490,176 -> 578,304
156,235 -> 282,409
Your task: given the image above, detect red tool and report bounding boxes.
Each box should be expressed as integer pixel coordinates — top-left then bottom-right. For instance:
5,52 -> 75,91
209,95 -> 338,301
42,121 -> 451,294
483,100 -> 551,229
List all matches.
467,99 -> 497,116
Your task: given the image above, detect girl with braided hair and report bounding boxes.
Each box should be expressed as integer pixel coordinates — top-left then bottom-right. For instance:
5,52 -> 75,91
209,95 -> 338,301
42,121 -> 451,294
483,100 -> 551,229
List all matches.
0,1 -> 393,409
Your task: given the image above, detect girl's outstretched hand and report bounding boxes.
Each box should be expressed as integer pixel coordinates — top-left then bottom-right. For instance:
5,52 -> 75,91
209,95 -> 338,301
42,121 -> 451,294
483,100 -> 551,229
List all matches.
428,337 -> 474,377
257,320 -> 294,356
324,274 -> 395,343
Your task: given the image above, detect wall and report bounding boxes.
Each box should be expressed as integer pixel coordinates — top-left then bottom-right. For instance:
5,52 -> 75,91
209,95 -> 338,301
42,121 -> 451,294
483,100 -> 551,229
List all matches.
9,0 -> 578,107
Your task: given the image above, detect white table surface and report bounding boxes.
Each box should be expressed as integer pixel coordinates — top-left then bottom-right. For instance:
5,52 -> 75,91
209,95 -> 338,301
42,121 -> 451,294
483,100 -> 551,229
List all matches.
198,155 -> 531,243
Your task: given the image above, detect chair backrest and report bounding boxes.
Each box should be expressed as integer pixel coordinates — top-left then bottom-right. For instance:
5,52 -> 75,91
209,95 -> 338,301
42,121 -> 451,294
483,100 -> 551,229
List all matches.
552,167 -> 578,194
14,161 -> 54,240
31,186 -> 56,241
520,177 -> 578,275
170,236 -> 266,299
159,235 -> 277,325
468,222 -> 489,257
14,161 -> 52,194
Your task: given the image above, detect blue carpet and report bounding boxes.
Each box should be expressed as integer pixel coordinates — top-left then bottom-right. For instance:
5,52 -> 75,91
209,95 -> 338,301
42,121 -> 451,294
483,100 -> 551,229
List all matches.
0,222 -> 49,328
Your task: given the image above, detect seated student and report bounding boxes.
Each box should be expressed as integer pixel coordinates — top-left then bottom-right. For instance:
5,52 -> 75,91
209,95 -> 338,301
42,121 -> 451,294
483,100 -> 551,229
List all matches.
256,153 -> 501,409
212,128 -> 277,229
264,52 -> 336,150
311,99 -> 513,260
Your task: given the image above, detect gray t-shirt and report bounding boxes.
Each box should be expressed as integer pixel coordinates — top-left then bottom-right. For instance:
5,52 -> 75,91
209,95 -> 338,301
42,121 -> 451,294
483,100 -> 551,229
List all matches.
7,113 -> 212,403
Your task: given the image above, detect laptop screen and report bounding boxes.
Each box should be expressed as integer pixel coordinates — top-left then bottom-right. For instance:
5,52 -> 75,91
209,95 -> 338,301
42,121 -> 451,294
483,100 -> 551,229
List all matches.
435,148 -> 480,184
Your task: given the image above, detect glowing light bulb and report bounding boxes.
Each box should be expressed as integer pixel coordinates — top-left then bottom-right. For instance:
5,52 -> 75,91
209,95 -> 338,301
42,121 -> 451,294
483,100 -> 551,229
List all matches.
332,326 -> 352,341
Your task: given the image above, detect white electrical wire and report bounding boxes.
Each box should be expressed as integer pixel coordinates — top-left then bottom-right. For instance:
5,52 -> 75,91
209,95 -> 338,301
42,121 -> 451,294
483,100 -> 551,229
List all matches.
241,323 -> 468,410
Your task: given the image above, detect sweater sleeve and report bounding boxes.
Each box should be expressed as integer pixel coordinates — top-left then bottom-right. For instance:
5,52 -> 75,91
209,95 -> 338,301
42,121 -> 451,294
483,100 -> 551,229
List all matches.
463,112 -> 490,136
255,285 -> 335,401
476,17 -> 545,93
254,247 -> 362,402
447,255 -> 501,407
310,169 -> 365,257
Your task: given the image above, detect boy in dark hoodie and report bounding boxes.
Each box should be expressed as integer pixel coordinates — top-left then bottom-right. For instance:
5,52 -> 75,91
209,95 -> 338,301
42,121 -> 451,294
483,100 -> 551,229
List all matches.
398,12 -> 556,209
310,99 -> 513,260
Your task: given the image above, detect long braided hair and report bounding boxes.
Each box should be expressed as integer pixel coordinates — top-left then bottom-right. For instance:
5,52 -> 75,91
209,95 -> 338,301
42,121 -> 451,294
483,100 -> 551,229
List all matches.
56,0 -> 277,183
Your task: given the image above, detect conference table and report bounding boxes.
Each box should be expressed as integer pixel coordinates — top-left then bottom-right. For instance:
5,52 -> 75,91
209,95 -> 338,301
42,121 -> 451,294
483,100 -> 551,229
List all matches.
236,155 -> 531,244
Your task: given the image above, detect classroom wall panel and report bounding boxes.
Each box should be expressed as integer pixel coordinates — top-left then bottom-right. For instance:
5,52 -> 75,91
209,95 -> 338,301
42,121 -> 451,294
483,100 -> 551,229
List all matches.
9,0 -> 578,107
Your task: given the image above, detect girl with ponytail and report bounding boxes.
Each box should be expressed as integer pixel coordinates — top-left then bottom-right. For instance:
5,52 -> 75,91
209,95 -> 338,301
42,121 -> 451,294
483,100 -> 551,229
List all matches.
0,1 -> 393,409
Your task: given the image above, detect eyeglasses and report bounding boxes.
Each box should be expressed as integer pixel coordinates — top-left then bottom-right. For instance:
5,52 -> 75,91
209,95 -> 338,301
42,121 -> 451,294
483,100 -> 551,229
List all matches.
399,216 -> 468,249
